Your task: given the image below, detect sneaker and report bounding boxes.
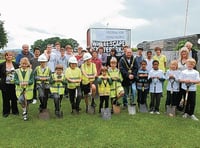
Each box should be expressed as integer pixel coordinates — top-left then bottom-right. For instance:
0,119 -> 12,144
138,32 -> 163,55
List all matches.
149,111 -> 154,114
22,112 -> 28,121
182,113 -> 189,118
155,111 -> 160,115
32,99 -> 37,104
191,115 -> 199,121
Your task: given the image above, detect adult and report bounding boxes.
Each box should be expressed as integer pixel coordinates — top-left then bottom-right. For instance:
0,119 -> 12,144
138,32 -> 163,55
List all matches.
65,45 -> 74,68
119,48 -> 138,108
106,48 -> 119,67
184,41 -> 198,69
16,44 -> 34,65
177,47 -> 190,71
57,48 -> 68,71
43,44 -> 58,73
145,50 -> 153,72
52,42 -> 61,58
97,46 -> 107,66
0,51 -> 19,117
76,49 -> 87,68
153,47 -> 167,73
75,46 -> 83,61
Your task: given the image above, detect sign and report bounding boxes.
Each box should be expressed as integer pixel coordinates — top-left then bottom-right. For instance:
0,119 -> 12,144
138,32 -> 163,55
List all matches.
87,28 -> 131,55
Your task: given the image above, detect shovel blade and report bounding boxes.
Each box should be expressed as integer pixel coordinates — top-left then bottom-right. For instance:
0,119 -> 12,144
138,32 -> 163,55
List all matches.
139,104 -> 148,113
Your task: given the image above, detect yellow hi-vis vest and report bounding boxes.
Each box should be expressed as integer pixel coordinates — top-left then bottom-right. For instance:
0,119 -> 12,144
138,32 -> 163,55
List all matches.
50,73 -> 65,95
81,63 -> 96,85
108,68 -> 124,98
35,66 -> 51,84
98,76 -> 111,96
15,68 -> 34,100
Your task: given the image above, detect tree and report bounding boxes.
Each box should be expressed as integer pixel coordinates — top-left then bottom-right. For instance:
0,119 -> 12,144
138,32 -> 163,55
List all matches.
0,20 -> 8,49
174,40 -> 199,51
31,37 -> 79,53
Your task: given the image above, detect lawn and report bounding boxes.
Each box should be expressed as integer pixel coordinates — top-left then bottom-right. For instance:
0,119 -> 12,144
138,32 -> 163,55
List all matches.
0,84 -> 200,148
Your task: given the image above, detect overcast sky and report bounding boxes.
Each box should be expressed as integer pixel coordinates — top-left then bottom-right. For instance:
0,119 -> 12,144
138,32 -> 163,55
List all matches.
0,0 -> 199,49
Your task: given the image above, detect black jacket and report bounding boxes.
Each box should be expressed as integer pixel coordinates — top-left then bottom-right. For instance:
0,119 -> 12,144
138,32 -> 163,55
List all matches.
191,48 -> 198,69
0,61 -> 19,91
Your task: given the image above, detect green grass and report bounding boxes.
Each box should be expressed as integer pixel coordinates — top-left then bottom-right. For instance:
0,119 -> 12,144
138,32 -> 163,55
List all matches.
0,84 -> 200,148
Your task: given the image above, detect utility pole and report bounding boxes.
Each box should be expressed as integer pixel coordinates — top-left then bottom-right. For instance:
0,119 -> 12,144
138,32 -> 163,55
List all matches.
184,0 -> 189,36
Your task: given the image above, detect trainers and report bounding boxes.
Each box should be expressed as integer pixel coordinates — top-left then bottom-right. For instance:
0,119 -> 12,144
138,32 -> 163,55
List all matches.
149,111 -> 154,114
155,111 -> 160,115
32,99 -> 37,104
182,113 -> 189,118
191,115 -> 199,121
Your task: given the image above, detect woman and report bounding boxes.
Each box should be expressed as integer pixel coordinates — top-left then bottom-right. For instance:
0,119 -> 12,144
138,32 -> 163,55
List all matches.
106,48 -> 119,67
177,47 -> 189,71
0,51 -> 19,117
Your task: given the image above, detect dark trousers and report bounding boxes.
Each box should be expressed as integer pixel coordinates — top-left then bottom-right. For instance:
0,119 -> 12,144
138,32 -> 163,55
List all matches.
166,91 -> 179,106
32,82 -> 37,100
150,93 -> 162,112
2,84 -> 19,115
38,86 -> 49,109
53,93 -> 63,112
183,90 -> 196,115
99,96 -> 109,113
68,87 -> 82,111
137,89 -> 148,105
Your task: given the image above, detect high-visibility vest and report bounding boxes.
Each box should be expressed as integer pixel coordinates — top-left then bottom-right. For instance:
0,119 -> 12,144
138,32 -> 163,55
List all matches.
65,67 -> 81,89
50,73 -> 65,95
15,68 -> 34,100
81,63 -> 96,85
108,68 -> 123,98
35,66 -> 51,84
98,76 -> 111,96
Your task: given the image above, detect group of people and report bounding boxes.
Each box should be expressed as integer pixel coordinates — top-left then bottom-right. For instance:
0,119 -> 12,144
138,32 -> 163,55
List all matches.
0,41 -> 199,121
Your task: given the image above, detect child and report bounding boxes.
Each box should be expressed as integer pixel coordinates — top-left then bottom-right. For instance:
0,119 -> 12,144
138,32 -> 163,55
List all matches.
107,57 -> 124,113
148,60 -> 165,114
81,52 -> 97,113
14,57 -> 34,121
97,66 -> 112,113
65,56 -> 82,114
179,58 -> 200,121
50,64 -> 66,118
136,60 -> 149,112
165,60 -> 180,116
34,54 -> 51,113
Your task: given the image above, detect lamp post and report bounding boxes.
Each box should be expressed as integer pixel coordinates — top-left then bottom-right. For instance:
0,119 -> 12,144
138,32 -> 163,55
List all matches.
184,0 -> 189,36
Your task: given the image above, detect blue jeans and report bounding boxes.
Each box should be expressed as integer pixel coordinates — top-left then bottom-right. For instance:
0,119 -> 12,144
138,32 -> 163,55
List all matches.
122,83 -> 136,105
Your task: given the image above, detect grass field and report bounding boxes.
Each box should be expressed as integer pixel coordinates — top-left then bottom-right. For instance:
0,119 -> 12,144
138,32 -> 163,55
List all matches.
0,84 -> 200,148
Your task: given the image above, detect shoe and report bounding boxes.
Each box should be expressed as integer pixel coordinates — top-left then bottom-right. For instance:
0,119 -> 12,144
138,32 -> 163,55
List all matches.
32,99 -> 37,104
91,102 -> 96,107
182,113 -> 189,118
191,115 -> 199,121
3,114 -> 9,118
155,111 -> 160,115
22,112 -> 28,121
149,111 -> 154,114
122,104 -> 128,110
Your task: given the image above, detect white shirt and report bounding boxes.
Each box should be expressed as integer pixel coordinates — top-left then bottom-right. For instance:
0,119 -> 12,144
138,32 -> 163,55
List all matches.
148,69 -> 165,93
179,69 -> 200,91
165,69 -> 181,92
145,58 -> 153,72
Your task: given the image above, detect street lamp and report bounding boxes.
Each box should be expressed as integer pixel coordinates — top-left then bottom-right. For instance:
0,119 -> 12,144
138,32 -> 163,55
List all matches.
184,0 -> 189,36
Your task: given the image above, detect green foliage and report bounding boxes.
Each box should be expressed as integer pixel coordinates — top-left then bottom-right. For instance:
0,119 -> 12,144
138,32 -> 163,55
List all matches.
173,40 -> 187,51
31,37 -> 79,53
0,20 -> 8,49
132,47 -> 138,52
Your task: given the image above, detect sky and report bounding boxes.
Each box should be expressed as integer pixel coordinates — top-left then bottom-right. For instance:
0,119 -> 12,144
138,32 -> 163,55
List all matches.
0,0 -> 200,49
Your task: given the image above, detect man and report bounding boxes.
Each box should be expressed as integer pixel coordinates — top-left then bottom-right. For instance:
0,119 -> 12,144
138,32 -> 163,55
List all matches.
135,48 -> 144,68
16,44 -> 34,64
119,48 -> 138,108
184,41 -> 198,69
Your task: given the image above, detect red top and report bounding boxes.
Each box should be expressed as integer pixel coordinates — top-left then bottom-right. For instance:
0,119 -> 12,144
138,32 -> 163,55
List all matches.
91,58 -> 102,76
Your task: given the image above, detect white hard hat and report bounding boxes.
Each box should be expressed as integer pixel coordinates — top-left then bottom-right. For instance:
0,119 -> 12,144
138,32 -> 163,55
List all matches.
83,52 -> 92,61
38,54 -> 48,62
69,56 -> 78,64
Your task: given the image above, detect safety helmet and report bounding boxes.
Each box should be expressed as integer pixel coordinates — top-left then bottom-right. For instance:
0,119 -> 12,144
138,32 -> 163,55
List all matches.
83,52 -> 92,61
55,64 -> 64,70
38,54 -> 48,62
69,56 -> 78,64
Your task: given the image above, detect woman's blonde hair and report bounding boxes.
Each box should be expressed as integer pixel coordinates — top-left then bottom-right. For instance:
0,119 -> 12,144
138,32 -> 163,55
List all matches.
179,47 -> 189,60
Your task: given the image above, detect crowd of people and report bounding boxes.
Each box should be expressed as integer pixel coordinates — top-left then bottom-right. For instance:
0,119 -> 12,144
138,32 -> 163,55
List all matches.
0,41 -> 199,121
